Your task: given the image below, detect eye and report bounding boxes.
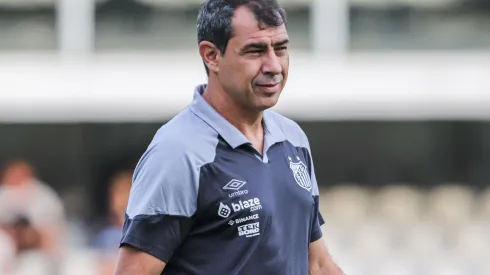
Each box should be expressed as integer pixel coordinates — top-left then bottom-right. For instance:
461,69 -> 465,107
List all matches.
275,47 -> 288,54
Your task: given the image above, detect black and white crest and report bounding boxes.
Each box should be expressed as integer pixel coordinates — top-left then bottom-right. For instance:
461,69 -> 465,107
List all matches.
289,159 -> 312,192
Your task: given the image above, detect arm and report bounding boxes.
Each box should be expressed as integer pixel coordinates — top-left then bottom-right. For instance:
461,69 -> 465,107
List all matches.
300,130 -> 343,275
114,245 -> 166,275
112,139 -> 198,275
308,238 -> 344,275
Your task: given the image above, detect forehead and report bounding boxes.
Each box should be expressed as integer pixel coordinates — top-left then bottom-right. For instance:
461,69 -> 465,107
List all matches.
230,6 -> 288,45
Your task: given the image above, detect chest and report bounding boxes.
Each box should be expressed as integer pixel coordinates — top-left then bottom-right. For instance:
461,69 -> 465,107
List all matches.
194,142 -> 315,230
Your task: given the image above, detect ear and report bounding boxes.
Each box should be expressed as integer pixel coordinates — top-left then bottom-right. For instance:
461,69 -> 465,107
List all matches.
199,41 -> 221,74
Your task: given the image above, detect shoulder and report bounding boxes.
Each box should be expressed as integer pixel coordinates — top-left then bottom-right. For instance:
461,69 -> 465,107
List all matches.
265,110 -> 310,149
131,108 -> 219,194
141,108 -> 220,172
128,109 -> 219,218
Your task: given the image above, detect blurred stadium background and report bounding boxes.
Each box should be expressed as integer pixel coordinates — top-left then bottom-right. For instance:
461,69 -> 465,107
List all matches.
1,0 -> 490,274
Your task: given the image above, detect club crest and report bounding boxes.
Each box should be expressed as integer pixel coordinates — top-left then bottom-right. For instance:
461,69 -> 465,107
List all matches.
289,157 -> 312,192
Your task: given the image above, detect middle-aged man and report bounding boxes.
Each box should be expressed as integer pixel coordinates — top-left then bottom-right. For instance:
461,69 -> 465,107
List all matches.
114,0 -> 344,274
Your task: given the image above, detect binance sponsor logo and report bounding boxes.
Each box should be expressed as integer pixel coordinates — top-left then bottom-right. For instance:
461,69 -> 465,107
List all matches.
228,214 -> 259,226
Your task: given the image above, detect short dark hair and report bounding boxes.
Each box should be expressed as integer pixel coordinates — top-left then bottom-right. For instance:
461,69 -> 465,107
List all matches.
197,0 -> 287,75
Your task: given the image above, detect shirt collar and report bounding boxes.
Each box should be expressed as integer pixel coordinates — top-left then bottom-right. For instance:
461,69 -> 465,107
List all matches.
189,84 -> 286,149
262,110 -> 287,148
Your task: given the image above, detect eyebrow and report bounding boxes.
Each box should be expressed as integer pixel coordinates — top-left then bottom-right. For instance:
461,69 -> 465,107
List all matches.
240,39 -> 290,53
241,43 -> 267,52
273,39 -> 290,47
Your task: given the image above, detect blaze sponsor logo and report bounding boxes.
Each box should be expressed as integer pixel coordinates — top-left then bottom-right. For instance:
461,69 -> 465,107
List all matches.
219,198 -> 262,220
231,198 -> 262,212
218,202 -> 231,218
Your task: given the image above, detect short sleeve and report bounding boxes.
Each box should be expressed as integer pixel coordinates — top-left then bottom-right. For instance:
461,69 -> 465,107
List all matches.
120,140 -> 200,263
310,195 -> 325,242
303,134 -> 325,243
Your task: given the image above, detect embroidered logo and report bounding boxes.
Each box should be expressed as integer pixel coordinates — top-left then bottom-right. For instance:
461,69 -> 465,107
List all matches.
289,156 -> 312,192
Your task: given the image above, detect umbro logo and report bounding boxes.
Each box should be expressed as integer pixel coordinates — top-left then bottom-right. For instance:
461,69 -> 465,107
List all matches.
223,179 -> 249,198
223,179 -> 246,191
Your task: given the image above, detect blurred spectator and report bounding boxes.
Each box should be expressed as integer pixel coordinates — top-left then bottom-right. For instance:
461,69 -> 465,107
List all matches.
91,170 -> 132,275
0,226 -> 16,275
0,160 -> 66,258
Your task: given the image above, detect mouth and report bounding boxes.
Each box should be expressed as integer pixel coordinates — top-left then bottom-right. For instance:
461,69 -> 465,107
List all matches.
255,83 -> 281,94
256,83 -> 279,87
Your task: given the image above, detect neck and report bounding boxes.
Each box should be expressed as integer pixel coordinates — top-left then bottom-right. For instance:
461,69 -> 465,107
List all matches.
202,82 -> 264,136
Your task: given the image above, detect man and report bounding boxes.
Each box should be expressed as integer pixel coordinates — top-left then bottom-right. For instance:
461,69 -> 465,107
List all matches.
115,0 -> 343,274
0,160 -> 65,256
92,170 -> 133,275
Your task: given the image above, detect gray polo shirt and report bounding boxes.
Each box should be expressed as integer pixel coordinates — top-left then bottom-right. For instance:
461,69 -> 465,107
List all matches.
120,84 -> 324,275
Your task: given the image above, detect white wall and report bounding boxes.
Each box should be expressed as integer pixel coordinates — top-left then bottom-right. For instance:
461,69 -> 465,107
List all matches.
1,51 -> 490,122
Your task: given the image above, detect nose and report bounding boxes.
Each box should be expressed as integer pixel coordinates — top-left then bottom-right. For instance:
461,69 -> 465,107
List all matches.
262,50 -> 282,75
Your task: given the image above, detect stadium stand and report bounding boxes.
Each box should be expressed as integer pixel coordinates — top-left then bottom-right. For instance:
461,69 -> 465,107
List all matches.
0,0 -> 54,9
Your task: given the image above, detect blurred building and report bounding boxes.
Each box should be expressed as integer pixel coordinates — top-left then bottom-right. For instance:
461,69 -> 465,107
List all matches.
0,0 -> 490,274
